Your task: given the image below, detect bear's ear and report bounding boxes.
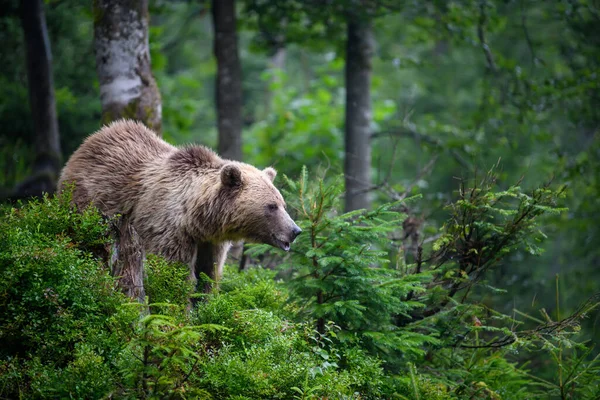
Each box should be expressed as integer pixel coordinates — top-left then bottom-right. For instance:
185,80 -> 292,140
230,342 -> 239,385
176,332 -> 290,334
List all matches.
264,167 -> 277,182
221,164 -> 242,188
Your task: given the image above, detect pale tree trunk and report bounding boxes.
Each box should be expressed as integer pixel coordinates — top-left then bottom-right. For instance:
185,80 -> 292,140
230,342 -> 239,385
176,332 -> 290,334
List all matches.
15,0 -> 61,198
212,0 -> 242,161
94,0 -> 162,302
260,19 -> 286,117
262,45 -> 285,118
270,47 -> 286,70
94,0 -> 162,134
344,19 -> 374,212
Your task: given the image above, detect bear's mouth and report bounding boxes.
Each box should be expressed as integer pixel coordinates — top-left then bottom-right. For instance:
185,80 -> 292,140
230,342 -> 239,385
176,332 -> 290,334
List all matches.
271,235 -> 291,252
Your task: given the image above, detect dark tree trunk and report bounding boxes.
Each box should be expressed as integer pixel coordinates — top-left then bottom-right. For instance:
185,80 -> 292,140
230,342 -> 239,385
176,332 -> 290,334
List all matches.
16,0 -> 61,197
212,0 -> 244,277
94,0 -> 162,134
212,0 -> 243,161
93,0 -> 162,302
344,19 -> 374,212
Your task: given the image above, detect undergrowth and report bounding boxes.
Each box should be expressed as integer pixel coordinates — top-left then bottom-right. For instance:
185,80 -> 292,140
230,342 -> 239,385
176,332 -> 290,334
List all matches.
0,172 -> 597,399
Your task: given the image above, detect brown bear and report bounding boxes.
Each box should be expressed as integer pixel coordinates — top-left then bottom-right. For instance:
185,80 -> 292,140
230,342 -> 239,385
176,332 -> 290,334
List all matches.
58,119 -> 301,293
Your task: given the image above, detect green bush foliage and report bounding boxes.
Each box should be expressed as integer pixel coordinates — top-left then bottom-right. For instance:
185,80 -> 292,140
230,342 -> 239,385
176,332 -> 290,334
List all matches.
247,167 -> 436,362
0,176 -> 597,399
145,253 -> 195,314
0,192 -> 389,399
0,192 -> 137,398
246,168 -> 599,399
1,0 -> 598,397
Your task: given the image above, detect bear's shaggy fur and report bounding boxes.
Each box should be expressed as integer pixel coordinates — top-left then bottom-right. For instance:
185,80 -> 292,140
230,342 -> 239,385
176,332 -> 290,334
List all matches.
58,119 -> 301,290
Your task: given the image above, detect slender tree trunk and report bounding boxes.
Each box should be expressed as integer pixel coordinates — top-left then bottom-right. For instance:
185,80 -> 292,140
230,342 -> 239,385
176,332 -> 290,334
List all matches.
344,19 -> 374,212
212,0 -> 242,161
212,0 -> 244,275
94,0 -> 162,134
16,0 -> 61,197
263,45 -> 285,117
93,0 -> 162,302
270,47 -> 286,70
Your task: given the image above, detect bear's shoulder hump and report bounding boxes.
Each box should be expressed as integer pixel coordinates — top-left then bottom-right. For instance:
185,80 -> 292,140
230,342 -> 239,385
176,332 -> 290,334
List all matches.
169,145 -> 222,174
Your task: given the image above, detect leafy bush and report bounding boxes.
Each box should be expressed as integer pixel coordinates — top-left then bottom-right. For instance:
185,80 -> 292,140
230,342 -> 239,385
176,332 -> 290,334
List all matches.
247,168 -> 438,363
190,267 -> 389,399
246,168 -> 599,398
0,173 -> 597,399
0,192 -> 137,398
116,312 -> 210,399
26,344 -> 115,399
0,192 -> 392,399
145,253 -> 195,314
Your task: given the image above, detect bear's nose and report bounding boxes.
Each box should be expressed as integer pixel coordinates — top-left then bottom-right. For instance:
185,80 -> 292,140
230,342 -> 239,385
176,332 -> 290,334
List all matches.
292,225 -> 302,239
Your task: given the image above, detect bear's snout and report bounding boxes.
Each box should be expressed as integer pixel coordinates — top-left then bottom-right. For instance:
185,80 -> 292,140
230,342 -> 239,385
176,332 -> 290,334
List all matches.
270,220 -> 302,252
292,224 -> 302,239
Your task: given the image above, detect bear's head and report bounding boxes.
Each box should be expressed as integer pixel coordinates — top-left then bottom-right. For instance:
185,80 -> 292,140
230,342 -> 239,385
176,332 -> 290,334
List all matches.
220,163 -> 302,251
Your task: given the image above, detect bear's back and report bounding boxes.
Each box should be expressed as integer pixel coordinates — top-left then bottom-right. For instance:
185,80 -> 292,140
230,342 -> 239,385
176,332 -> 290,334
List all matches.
59,119 -> 176,214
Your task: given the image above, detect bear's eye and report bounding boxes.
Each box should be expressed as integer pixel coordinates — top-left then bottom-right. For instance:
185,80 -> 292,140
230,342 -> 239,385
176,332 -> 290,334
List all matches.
267,203 -> 278,212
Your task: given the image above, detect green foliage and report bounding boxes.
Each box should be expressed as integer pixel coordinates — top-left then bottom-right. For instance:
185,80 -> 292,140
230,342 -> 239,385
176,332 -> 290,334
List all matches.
427,169 -> 568,310
243,63 -> 396,179
0,172 -> 598,399
246,168 -> 598,398
529,340 -> 600,400
391,363 -> 451,400
145,254 -> 195,314
0,191 -> 137,398
244,67 -> 344,178
1,0 -> 599,397
0,138 -> 32,189
248,168 -> 436,361
26,344 -> 115,399
192,303 -> 387,399
0,193 -> 393,399
117,312 -> 210,399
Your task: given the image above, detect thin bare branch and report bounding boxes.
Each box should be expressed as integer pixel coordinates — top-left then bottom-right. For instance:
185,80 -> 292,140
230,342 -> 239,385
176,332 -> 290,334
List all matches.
520,0 -> 541,67
372,128 -> 470,168
454,293 -> 600,349
477,0 -> 498,72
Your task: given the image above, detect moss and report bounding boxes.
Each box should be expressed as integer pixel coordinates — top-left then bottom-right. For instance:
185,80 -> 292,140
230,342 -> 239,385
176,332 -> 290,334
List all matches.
142,103 -> 161,133
101,95 -> 162,136
101,98 -> 141,125
122,100 -> 140,119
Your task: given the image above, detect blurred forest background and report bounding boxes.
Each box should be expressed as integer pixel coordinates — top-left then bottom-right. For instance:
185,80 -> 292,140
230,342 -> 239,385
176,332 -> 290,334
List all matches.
0,0 -> 599,398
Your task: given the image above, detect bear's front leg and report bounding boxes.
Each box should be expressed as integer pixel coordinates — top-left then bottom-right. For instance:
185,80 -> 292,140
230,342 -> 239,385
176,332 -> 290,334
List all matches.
110,214 -> 146,303
193,241 -> 232,296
